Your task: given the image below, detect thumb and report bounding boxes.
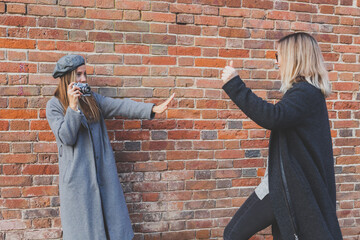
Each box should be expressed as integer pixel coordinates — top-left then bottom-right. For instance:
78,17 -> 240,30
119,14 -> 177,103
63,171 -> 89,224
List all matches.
229,60 -> 234,68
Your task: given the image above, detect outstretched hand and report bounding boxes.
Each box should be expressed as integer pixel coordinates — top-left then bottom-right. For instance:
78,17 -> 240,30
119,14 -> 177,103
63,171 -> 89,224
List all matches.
221,60 -> 239,84
152,93 -> 175,114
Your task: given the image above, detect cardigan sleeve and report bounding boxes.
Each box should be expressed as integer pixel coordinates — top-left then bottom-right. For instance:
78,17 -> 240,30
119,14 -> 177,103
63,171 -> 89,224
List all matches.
222,76 -> 321,130
92,92 -> 155,119
46,98 -> 83,146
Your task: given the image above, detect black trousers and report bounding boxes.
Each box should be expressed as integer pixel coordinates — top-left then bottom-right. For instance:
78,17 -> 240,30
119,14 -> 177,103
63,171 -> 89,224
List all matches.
223,192 -> 281,240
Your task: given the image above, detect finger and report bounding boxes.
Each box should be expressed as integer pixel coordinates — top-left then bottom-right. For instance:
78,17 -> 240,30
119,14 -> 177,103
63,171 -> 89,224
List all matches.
163,93 -> 175,106
230,60 -> 234,68
68,82 -> 75,90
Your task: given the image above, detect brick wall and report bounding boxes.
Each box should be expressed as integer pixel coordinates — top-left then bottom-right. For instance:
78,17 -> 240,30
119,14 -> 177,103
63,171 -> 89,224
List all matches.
0,0 -> 359,239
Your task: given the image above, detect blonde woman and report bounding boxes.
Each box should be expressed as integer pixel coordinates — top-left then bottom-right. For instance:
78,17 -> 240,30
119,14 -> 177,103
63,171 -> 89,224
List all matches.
46,55 -> 174,240
221,33 -> 342,239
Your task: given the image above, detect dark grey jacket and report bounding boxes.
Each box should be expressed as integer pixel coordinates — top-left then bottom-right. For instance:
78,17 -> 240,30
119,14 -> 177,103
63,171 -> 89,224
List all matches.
223,76 -> 342,240
46,93 -> 154,240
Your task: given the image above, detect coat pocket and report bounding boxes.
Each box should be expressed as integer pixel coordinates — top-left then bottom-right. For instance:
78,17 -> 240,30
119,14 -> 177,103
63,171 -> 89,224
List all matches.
60,145 -> 73,184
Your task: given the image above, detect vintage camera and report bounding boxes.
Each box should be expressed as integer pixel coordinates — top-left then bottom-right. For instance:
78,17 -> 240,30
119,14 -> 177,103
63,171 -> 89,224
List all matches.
73,83 -> 91,97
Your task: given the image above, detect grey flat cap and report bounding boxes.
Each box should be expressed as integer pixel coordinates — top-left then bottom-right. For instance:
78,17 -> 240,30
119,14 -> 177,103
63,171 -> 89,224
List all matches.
52,54 -> 85,78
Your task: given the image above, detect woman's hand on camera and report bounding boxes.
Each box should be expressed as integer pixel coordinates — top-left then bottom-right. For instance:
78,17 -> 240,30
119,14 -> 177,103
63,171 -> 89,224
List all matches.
221,61 -> 238,84
152,93 -> 175,114
68,82 -> 82,111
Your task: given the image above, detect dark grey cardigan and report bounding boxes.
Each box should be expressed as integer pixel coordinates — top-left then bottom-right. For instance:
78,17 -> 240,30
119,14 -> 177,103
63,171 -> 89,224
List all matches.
223,76 -> 343,240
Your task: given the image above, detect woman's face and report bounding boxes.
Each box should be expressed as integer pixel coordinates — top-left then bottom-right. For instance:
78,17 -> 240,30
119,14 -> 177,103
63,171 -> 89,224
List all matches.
76,65 -> 87,83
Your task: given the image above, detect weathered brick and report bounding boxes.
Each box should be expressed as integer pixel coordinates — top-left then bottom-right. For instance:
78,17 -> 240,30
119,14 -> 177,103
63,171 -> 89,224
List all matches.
59,0 -> 95,7
86,9 -> 123,20
27,4 -> 66,16
0,15 -> 36,27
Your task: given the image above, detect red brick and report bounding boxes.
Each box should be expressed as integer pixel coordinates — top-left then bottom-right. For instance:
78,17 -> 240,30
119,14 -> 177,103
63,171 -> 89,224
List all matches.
142,12 -> 176,23
244,19 -> 274,29
124,10 -> 141,20
88,32 -> 123,42
114,66 -> 149,76
115,44 -> 149,54
0,176 -> 31,187
143,56 -> 176,65
7,3 -> 26,14
215,150 -> 245,159
142,193 -> 159,202
59,0 -> 95,7
267,11 -> 296,20
186,180 -> 216,190
0,39 -> 36,49
168,46 -> 201,56
194,16 -> 225,26
8,98 -> 28,108
9,121 -> 29,131
57,18 -> 94,30
194,58 -> 225,68
232,178 -> 261,186
56,41 -> 94,52
290,3 -> 318,13
2,199 -> 29,209
142,77 -> 175,87
0,86 -> 39,95
291,22 -> 319,32
242,0 -> 274,9
195,38 -> 226,47
0,2 -> 4,13
134,162 -> 167,172
167,151 -> 198,160
27,5 -> 65,16
23,186 -> 59,197
133,182 -> 167,192
168,130 -> 200,139
244,40 -> 273,49
115,1 -> 150,10
0,15 -> 36,27
1,188 -> 21,198
219,8 -> 250,17
0,110 -> 37,119
8,51 -> 26,61
29,29 -> 68,40
67,7 -> 85,17
28,52 -> 65,62
169,25 -> 201,35
218,130 -> 248,139
143,34 -> 176,45
86,9 -> 123,20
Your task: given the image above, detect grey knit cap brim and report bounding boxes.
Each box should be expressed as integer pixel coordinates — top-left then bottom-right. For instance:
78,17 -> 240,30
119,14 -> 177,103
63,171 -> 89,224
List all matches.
52,54 -> 85,78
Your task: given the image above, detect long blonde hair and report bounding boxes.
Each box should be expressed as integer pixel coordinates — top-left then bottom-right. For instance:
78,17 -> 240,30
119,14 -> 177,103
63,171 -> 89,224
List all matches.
54,70 -> 100,122
278,32 -> 331,97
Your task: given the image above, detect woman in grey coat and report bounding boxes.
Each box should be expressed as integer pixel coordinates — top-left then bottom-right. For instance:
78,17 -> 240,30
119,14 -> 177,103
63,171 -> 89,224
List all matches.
46,55 -> 174,240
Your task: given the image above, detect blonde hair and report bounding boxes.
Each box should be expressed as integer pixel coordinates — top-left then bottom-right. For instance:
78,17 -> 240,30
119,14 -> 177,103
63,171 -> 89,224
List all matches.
54,70 -> 100,122
278,32 -> 331,97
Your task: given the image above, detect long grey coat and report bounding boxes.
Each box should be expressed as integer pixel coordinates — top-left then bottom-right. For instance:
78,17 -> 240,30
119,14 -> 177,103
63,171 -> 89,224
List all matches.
46,92 -> 154,240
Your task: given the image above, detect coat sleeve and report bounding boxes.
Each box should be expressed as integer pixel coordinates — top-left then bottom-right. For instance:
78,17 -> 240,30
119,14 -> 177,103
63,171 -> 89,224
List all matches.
92,92 -> 155,119
46,98 -> 83,146
222,76 -> 321,130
